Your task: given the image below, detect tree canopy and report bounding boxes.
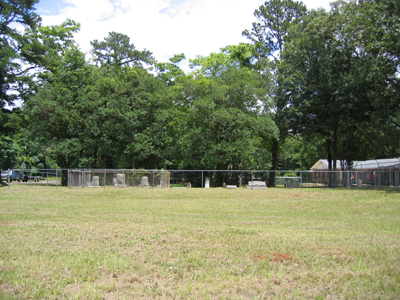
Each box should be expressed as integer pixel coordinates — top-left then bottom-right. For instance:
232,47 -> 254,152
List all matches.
243,0 -> 307,186
90,32 -> 154,68
282,0 -> 400,169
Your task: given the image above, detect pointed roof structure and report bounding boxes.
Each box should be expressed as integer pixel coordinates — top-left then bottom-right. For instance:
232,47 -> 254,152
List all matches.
310,160 -> 342,170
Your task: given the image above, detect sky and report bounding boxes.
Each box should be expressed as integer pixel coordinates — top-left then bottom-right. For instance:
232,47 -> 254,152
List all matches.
35,0 -> 333,68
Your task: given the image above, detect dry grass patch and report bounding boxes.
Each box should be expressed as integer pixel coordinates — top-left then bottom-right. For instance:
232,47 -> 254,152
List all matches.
0,186 -> 399,299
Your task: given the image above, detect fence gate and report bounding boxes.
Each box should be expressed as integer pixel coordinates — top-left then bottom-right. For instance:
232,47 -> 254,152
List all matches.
69,170 -> 88,188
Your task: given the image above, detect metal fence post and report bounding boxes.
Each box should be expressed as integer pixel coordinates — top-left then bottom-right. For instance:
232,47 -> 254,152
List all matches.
348,170 -> 350,190
55,169 -> 58,189
202,171 -> 203,189
252,171 -> 253,190
104,169 -> 106,189
301,171 -> 303,191
153,171 -> 155,189
30,170 -> 32,188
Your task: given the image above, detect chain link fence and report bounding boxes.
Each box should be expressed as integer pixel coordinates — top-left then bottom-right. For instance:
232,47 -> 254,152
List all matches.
2,168 -> 399,189
169,170 -> 304,188
68,169 -> 169,188
0,169 -> 63,189
169,169 -> 400,189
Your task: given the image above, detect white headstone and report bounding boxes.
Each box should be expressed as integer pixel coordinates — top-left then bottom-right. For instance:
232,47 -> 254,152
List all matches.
247,181 -> 268,189
205,177 -> 210,188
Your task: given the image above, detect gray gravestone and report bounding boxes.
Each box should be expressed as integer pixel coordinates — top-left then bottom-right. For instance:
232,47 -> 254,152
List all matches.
141,176 -> 149,187
114,174 -> 126,188
91,176 -> 100,187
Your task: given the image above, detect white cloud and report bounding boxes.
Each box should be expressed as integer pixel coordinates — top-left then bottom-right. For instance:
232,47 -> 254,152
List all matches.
39,0 -> 332,66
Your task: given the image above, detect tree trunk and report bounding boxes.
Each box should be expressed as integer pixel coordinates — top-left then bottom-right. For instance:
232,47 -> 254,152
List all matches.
267,138 -> 279,187
58,155 -> 69,186
61,170 -> 68,187
327,136 -> 333,188
333,126 -> 338,187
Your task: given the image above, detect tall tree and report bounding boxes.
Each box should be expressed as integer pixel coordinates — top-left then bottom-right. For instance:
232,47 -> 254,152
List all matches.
25,44 -> 172,171
0,108 -> 19,170
346,0 -> 400,130
90,32 -> 154,68
243,0 -> 307,186
24,46 -> 91,171
0,0 -> 41,107
282,0 -> 400,178
81,66 -> 173,169
18,18 -> 82,102
170,46 -> 278,173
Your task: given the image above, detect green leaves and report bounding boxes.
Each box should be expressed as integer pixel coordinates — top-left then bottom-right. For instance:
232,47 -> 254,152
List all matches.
90,32 -> 154,68
0,0 -> 41,107
243,0 -> 307,60
281,0 -> 400,166
189,43 -> 257,76
154,53 -> 186,86
167,49 -> 278,171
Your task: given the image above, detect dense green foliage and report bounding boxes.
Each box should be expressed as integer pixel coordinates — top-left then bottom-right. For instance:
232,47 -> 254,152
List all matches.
282,0 -> 400,169
0,0 -> 41,107
0,0 -> 399,176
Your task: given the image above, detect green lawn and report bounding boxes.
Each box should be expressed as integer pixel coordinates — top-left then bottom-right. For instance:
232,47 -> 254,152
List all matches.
0,185 -> 399,299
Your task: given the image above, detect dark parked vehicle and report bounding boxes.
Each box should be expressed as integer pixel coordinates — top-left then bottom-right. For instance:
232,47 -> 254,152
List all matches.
1,170 -> 29,182
28,175 -> 43,182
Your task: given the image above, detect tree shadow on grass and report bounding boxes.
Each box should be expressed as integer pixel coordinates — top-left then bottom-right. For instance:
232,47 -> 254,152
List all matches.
376,187 -> 400,194
0,182 -> 7,187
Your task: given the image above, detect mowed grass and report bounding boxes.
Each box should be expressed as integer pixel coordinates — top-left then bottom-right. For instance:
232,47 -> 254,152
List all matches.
0,185 -> 399,299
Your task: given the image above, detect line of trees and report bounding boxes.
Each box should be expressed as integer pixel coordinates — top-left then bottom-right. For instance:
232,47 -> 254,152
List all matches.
1,0 -> 399,186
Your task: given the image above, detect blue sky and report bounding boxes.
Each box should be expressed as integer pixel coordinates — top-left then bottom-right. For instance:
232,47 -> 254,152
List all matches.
35,0 -> 69,15
35,0 -> 332,69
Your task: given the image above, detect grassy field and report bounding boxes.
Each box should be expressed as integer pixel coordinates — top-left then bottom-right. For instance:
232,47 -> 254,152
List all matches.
0,185 -> 399,299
